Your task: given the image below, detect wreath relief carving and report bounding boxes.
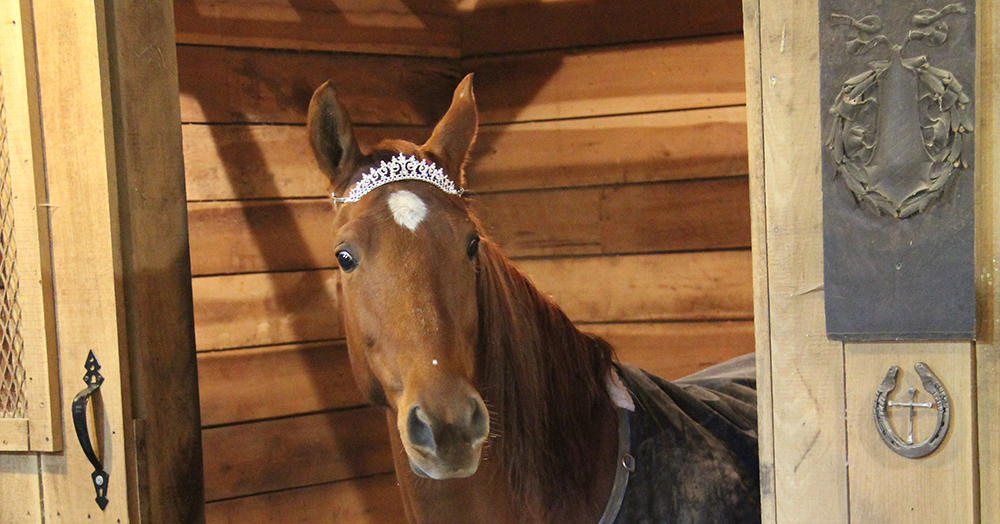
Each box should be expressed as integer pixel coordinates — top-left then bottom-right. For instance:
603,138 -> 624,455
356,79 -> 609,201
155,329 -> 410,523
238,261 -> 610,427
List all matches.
825,3 -> 973,219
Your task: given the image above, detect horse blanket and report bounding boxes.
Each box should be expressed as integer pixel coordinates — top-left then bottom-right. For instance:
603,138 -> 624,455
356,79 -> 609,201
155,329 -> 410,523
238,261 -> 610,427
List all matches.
613,354 -> 760,524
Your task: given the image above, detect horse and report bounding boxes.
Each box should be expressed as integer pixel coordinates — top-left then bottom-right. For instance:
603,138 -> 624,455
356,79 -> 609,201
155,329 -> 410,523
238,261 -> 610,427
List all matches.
307,74 -> 761,524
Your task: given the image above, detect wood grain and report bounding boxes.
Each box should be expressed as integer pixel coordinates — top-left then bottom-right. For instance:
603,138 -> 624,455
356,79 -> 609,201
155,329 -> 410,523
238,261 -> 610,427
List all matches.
0,0 -> 60,452
105,0 -> 205,521
192,251 -> 752,351
192,269 -> 341,351
180,106 -> 749,201
202,407 -> 393,501
520,250 -> 753,324
844,344 -> 976,523
752,0 -> 850,521
182,124 -> 431,201
33,0 -> 131,519
204,473 -> 406,524
588,321 -> 754,380
467,35 -> 746,125
0,454 -> 42,524
976,0 -> 999,520
186,177 -> 751,275
468,106 -> 749,192
742,0 -> 775,520
175,0 -> 460,58
197,341 -> 364,427
177,46 -> 459,125
460,0 -> 743,56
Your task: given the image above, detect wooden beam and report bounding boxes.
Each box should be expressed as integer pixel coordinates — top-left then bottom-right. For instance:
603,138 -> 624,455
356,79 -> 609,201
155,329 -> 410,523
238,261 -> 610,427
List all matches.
976,0 -> 999,520
461,0 -> 743,56
177,46 -> 460,125
204,473 -> 406,524
186,177 -> 751,275
191,250 -> 752,351
466,35 -> 746,125
105,0 -> 204,521
750,0 -> 850,521
32,0 -> 132,520
175,0 -> 460,58
742,0 -> 775,520
197,341 -> 364,427
202,407 -> 393,501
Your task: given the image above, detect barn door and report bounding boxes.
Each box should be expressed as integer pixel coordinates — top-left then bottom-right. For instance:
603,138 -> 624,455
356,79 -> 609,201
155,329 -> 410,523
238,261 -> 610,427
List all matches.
0,1 -> 203,523
744,0 -> 999,522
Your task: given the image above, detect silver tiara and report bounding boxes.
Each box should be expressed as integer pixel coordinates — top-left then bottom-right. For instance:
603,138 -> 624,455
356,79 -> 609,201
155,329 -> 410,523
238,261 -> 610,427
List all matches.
333,153 -> 463,205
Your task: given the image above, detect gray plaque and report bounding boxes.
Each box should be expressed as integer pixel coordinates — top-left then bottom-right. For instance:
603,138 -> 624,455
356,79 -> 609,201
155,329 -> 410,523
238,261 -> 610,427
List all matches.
821,1 -> 976,340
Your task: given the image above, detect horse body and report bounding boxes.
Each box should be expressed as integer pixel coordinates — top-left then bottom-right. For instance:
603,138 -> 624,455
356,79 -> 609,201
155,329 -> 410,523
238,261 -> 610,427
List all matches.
307,74 -> 760,523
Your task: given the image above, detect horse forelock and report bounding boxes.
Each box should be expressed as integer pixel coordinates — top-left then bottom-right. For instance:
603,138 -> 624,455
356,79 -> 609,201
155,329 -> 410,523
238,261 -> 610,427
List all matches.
473,236 -> 616,516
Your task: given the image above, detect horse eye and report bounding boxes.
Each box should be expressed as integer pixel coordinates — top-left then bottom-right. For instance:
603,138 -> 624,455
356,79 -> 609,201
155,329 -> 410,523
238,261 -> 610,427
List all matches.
467,236 -> 480,259
336,250 -> 358,273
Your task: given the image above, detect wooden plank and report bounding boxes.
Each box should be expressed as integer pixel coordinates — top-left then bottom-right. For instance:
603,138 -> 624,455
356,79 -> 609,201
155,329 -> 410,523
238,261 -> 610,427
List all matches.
521,250 -> 752,323
192,270 -> 341,351
0,0 -> 60,452
192,251 -> 752,351
0,454 -> 42,524
204,473 -> 405,524
753,0 -> 850,521
977,0 -> 999,520
180,106 -> 749,201
586,321 -> 754,380
182,124 -> 431,201
202,407 -> 393,501
32,0 -> 132,520
197,341 -> 364,427
174,0 -> 460,58
104,1 -> 204,522
177,46 -> 459,125
742,0 -> 775,520
460,0 -> 743,56
844,344 -> 976,523
467,35 -> 746,125
186,177 -> 751,275
0,419 -> 29,450
468,106 -> 750,193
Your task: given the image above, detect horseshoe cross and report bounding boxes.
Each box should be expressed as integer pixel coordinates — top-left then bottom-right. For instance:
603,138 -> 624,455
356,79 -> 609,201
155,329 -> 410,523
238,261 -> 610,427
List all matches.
873,363 -> 950,459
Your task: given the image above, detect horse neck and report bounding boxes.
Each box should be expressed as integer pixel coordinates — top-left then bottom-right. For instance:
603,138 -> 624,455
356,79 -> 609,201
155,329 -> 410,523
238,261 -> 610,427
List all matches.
474,239 -> 617,518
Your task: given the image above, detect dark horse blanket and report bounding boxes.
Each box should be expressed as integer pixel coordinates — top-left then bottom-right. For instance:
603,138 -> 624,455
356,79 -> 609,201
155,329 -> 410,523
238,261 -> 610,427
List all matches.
613,354 -> 760,523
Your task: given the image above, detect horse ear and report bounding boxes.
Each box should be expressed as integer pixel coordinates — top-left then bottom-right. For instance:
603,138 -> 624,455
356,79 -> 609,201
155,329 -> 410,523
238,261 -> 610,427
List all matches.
308,81 -> 363,194
422,74 -> 478,188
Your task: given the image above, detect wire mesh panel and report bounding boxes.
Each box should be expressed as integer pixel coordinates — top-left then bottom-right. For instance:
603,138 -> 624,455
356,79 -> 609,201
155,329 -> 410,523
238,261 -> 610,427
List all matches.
0,64 -> 28,420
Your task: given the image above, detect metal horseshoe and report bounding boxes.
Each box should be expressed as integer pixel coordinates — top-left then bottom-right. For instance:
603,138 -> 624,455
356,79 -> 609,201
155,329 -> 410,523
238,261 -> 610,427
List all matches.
873,362 -> 950,459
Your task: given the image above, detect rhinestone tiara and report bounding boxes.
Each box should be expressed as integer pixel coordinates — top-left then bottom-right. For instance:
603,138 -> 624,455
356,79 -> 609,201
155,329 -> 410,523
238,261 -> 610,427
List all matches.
333,153 -> 463,205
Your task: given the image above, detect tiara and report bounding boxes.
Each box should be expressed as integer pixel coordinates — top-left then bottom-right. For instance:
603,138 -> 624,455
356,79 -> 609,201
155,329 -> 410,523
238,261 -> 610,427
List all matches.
333,153 -> 463,205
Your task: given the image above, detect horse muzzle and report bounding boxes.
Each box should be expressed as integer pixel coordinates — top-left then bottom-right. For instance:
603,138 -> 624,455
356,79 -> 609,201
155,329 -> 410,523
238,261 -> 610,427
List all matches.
401,395 -> 489,479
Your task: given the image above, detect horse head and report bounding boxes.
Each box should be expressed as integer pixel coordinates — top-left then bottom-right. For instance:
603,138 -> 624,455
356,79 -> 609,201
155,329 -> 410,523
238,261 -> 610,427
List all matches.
307,75 -> 489,480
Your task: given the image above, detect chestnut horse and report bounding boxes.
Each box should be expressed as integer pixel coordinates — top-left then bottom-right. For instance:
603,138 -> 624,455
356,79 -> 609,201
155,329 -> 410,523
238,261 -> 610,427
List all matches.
308,75 -> 761,523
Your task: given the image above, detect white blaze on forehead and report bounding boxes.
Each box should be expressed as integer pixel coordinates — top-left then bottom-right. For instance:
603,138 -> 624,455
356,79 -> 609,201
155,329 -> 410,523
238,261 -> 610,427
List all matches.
387,190 -> 428,231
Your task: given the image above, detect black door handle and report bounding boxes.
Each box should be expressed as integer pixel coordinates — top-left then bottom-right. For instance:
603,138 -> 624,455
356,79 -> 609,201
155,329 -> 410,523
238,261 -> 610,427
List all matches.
71,350 -> 109,510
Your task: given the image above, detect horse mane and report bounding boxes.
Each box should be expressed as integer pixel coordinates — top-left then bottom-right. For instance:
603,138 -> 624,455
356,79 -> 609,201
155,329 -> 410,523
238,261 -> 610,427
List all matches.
472,230 -> 616,517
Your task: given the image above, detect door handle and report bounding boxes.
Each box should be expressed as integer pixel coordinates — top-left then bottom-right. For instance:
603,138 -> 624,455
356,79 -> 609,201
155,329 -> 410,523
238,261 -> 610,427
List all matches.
71,350 -> 110,510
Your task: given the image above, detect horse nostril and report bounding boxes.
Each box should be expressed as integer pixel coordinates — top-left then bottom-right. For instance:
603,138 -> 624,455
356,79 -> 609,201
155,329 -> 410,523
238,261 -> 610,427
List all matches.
407,406 -> 436,453
470,400 -> 488,441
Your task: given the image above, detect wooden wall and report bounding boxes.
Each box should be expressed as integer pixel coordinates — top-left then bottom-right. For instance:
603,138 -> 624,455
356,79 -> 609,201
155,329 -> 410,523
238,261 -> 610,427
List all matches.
175,0 -> 752,521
